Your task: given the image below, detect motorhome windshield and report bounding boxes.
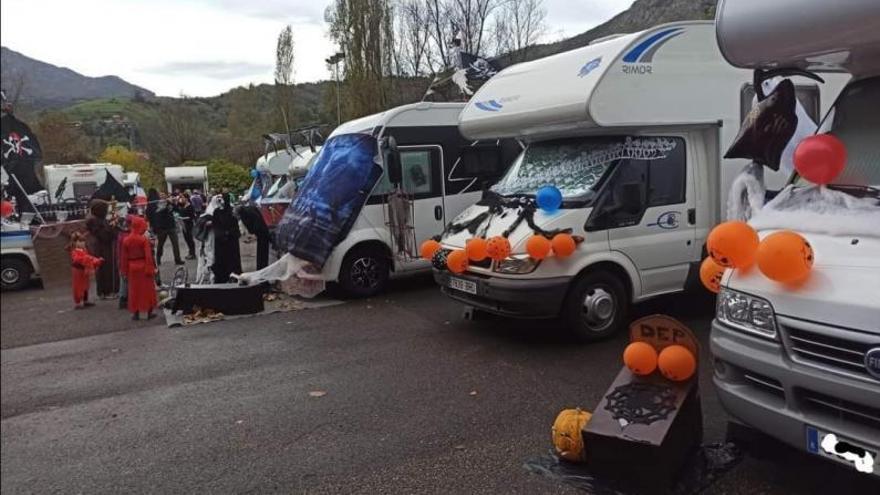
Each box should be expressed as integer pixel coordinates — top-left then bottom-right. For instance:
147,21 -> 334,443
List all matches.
492,136 -> 684,200
796,76 -> 880,189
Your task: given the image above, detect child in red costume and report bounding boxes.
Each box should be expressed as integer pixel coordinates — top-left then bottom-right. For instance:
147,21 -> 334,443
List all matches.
120,216 -> 158,320
69,232 -> 103,309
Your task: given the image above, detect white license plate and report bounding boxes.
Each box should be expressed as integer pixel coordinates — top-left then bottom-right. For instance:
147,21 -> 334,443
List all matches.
448,277 -> 477,295
807,425 -> 878,476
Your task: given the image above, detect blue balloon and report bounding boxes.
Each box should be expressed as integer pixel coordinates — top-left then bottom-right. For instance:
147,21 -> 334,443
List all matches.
250,169 -> 259,178
536,185 -> 562,213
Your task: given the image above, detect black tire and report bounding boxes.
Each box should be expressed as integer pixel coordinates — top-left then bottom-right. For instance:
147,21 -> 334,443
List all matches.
1,257 -> 33,291
337,246 -> 390,298
561,270 -> 629,342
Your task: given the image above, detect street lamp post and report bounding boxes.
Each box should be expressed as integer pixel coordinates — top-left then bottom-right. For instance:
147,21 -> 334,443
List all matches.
325,51 -> 345,125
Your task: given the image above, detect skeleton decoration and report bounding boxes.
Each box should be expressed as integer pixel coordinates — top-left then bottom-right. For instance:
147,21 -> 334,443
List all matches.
193,195 -> 223,285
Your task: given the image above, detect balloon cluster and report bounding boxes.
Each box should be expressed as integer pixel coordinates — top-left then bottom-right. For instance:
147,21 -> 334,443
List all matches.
700,220 -> 814,292
526,233 -> 577,260
622,341 -> 696,382
421,231 -> 580,275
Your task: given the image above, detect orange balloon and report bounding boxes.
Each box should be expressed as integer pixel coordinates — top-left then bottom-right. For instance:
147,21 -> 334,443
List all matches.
420,239 -> 441,260
446,249 -> 469,274
699,257 -> 726,294
526,235 -> 552,260
466,238 -> 489,261
551,233 -> 576,258
756,231 -> 814,283
707,221 -> 759,268
486,236 -> 511,261
623,341 -> 658,376
658,345 -> 696,382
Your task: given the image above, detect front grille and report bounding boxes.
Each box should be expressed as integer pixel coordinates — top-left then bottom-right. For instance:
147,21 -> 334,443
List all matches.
800,389 -> 880,432
785,326 -> 877,379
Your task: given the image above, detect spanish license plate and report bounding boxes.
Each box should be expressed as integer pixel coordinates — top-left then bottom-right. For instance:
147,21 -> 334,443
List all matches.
806,425 -> 878,476
448,277 -> 477,295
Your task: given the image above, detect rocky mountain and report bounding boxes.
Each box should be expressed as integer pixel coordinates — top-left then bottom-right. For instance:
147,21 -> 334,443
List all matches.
1,46 -> 155,110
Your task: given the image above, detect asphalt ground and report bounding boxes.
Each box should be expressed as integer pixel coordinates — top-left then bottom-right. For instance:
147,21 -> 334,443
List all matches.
2,245 -> 877,493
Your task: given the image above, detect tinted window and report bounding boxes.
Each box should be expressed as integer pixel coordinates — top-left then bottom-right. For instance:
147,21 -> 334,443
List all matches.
647,143 -> 686,206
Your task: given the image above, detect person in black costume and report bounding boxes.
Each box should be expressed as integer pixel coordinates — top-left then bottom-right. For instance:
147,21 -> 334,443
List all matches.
211,195 -> 242,283
151,191 -> 183,265
175,193 -> 197,259
236,203 -> 271,270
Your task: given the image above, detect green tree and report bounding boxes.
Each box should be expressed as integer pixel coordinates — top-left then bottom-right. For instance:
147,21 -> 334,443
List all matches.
182,159 -> 251,195
98,145 -> 164,191
275,25 -> 297,136
36,112 -> 95,165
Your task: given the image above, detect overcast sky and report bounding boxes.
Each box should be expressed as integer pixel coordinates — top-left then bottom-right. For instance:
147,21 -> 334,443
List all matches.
1,0 -> 632,97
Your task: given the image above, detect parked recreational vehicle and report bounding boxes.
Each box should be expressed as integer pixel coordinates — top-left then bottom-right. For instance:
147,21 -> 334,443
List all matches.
257,145 -> 319,228
43,163 -> 125,202
278,102 -> 516,297
433,21 -> 846,340
711,0 -> 880,477
165,166 -> 208,194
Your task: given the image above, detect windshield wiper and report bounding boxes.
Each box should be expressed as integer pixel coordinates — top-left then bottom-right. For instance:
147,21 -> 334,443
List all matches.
825,184 -> 880,200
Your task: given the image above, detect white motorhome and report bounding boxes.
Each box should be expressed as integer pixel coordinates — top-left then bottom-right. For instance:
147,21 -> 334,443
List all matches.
277,102 -> 516,297
165,166 -> 208,194
711,0 -> 880,477
433,21 -> 846,340
256,145 -> 320,228
43,163 -> 125,202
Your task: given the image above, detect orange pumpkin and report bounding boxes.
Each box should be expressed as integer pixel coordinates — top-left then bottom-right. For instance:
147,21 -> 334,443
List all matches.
707,221 -> 759,268
526,235 -> 552,260
756,230 -> 814,284
657,345 -> 696,382
486,236 -> 511,261
551,233 -> 577,258
465,238 -> 489,261
551,408 -> 592,463
420,239 -> 441,260
623,341 -> 658,375
699,256 -> 726,294
446,249 -> 469,274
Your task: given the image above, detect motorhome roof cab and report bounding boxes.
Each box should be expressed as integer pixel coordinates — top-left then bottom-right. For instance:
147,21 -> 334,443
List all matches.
711,0 -> 880,477
262,102 -> 517,297
43,163 -> 125,202
165,166 -> 208,194
434,21 -> 846,340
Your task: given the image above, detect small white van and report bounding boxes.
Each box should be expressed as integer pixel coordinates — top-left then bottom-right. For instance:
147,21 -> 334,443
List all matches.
276,102 -> 515,297
433,21 -> 846,340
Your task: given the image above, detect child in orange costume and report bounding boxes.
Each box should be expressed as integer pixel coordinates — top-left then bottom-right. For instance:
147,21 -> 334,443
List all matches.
69,232 -> 103,309
120,216 -> 158,320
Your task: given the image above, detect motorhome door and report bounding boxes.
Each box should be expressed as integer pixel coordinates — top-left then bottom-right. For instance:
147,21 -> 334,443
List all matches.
593,135 -> 698,295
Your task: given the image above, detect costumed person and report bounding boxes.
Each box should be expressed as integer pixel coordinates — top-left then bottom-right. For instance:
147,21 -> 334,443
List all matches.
211,194 -> 242,283
175,193 -> 197,259
69,231 -> 103,309
236,203 -> 271,270
85,200 -> 119,299
193,195 -> 221,284
151,192 -> 184,266
116,215 -> 132,309
120,216 -> 158,320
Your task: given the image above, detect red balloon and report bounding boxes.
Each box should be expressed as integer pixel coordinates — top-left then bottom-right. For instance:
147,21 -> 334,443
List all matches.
793,134 -> 847,185
1,200 -> 13,218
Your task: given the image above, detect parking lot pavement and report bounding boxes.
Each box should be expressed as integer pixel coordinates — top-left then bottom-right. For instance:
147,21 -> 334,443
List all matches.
2,274 -> 877,493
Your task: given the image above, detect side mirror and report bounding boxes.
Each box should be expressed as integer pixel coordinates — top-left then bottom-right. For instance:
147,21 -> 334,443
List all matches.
620,182 -> 645,215
382,136 -> 402,185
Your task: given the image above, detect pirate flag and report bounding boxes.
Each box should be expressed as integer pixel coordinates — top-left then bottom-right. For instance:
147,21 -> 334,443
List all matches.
1,113 -> 43,193
425,31 -> 501,99
724,79 -> 798,171
92,169 -> 132,203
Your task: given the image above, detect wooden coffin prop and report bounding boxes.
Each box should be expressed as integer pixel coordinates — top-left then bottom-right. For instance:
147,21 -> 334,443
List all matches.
171,282 -> 267,315
582,315 -> 703,493
31,220 -> 88,288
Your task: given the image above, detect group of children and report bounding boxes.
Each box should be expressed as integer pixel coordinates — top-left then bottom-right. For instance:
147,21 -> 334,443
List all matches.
70,213 -> 158,320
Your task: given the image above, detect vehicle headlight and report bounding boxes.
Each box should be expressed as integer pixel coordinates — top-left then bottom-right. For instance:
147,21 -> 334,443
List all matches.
494,255 -> 539,274
716,288 -> 777,339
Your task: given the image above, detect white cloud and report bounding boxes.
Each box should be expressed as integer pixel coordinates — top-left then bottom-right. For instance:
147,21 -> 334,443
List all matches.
1,0 -> 631,98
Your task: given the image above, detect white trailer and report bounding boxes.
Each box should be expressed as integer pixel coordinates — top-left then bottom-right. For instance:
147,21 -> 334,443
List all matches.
165,166 -> 208,194
434,21 -> 848,340
43,163 -> 125,202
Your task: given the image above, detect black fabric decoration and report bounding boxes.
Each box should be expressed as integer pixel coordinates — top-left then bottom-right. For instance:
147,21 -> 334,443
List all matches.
92,170 -> 132,202
440,191 -> 571,239
603,382 -> 677,426
1,112 -> 44,194
431,249 -> 450,271
724,78 -> 798,171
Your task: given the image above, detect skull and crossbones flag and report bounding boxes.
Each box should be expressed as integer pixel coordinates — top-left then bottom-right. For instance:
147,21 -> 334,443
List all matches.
1,112 -> 44,194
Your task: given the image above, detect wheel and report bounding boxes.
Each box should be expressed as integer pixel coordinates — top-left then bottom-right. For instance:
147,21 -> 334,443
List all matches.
561,270 -> 628,342
1,257 -> 33,291
337,246 -> 390,298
